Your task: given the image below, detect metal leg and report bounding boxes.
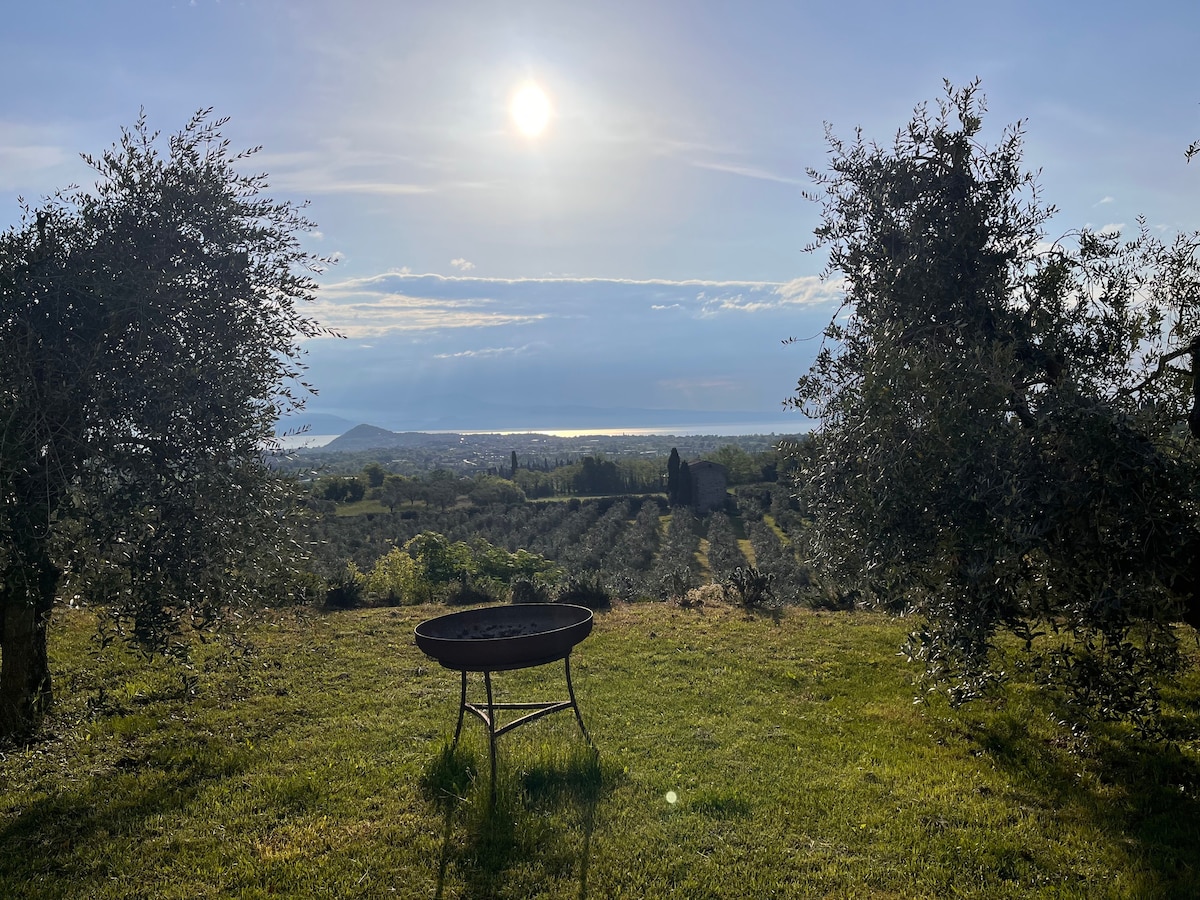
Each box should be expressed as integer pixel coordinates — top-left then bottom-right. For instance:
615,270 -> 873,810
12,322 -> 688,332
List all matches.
452,670 -> 468,747
484,670 -> 497,797
564,655 -> 594,748
453,656 -> 597,801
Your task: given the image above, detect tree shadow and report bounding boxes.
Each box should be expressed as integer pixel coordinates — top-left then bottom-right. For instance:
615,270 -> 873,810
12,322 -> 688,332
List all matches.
957,708 -> 1200,892
422,739 -> 616,899
740,602 -> 785,625
0,734 -> 250,895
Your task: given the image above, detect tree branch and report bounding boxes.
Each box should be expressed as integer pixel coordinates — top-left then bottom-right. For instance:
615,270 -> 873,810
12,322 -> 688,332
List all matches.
1117,341 -> 1196,401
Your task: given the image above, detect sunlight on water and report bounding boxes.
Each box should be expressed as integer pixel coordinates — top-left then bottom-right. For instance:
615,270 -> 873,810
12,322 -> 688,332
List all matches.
274,421 -> 808,447
489,423 -> 805,438
275,434 -> 340,449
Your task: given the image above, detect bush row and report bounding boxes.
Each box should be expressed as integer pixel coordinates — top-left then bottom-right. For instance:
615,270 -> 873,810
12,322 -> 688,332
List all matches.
302,490 -> 817,609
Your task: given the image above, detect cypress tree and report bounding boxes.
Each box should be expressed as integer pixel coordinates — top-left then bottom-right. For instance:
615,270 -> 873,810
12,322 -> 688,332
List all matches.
667,447 -> 681,505
677,459 -> 693,508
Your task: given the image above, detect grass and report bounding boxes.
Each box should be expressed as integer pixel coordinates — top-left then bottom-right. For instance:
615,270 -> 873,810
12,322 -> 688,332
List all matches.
1,602 -> 1198,898
763,513 -> 790,544
695,538 -> 713,580
334,498 -> 392,516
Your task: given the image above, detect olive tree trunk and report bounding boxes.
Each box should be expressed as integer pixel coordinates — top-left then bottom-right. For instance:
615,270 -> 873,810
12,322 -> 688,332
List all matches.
0,557 -> 58,739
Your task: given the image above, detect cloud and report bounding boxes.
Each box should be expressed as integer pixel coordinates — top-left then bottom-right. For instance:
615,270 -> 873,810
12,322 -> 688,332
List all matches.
688,158 -> 804,186
630,131 -> 805,187
284,178 -> 437,196
0,123 -> 77,191
698,292 -> 782,316
434,344 -> 539,359
777,276 -> 845,306
254,143 -> 447,198
299,270 -> 840,425
694,277 -> 844,317
311,272 -> 841,338
306,291 -> 546,338
1096,196 -> 1115,205
450,258 -> 475,271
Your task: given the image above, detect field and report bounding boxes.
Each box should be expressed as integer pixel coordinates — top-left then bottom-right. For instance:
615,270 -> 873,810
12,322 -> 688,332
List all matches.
2,601 -> 1197,899
305,490 -> 816,608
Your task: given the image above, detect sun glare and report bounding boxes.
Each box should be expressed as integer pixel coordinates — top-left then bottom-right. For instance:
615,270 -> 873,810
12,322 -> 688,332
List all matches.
510,83 -> 551,137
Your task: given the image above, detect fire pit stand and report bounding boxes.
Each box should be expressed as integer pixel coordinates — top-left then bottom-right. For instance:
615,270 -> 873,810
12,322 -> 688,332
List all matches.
415,604 -> 597,794
452,656 -> 593,786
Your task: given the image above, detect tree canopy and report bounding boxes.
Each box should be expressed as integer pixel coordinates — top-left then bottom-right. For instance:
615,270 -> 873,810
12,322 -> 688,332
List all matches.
0,111 -> 330,737
790,81 -> 1200,728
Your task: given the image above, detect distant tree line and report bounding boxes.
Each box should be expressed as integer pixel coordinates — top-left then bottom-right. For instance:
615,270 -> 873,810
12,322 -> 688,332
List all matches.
303,444 -> 786,511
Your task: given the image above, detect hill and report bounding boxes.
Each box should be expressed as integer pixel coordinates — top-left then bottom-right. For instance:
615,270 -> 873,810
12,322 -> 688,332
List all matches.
323,424 -> 457,452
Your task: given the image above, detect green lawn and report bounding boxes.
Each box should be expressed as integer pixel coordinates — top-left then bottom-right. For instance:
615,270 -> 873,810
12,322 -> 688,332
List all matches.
2,602 -> 1197,898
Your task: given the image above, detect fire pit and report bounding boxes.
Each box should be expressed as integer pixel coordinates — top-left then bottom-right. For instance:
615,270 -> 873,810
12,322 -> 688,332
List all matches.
415,603 -> 596,793
415,602 -> 593,671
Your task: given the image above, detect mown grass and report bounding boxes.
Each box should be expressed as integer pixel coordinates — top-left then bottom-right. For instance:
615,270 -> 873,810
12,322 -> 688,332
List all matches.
1,602 -> 1197,898
334,498 -> 392,517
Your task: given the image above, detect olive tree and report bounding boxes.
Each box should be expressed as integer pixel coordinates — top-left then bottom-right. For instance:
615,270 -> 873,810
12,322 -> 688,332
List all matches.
790,81 -> 1200,727
0,111 -> 330,738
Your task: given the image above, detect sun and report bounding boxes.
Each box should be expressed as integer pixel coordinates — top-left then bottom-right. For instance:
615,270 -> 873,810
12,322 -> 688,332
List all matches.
510,83 -> 551,137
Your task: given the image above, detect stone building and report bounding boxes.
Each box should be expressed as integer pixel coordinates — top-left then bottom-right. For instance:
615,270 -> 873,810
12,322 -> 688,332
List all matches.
687,459 -> 728,513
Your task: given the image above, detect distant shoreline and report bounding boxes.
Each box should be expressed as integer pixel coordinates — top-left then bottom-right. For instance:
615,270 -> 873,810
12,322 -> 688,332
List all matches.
276,422 -> 808,450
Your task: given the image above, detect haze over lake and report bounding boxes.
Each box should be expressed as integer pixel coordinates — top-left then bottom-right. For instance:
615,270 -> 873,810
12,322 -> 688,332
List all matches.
278,420 -> 805,450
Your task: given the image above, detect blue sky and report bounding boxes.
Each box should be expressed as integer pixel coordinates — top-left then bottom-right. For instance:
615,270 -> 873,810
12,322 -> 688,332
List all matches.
4,1 -> 1198,432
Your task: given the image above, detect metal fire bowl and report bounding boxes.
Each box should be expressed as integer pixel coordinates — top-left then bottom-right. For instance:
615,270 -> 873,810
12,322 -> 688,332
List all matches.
414,603 -> 594,672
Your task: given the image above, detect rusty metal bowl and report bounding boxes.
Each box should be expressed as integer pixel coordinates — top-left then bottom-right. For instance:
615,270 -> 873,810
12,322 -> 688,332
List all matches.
414,603 -> 594,672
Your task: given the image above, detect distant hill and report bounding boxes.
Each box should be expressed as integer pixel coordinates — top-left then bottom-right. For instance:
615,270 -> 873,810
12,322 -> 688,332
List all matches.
323,425 -> 465,452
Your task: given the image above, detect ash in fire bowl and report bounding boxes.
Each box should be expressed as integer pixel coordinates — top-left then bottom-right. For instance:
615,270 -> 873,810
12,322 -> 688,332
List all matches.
444,621 -> 548,641
415,603 -> 593,671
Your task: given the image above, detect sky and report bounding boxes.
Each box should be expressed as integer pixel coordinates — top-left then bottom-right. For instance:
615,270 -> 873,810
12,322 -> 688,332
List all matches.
3,1 -> 1199,434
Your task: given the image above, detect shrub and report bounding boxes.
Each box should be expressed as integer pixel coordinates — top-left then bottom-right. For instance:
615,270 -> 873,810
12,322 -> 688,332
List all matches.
510,576 -> 552,605
681,583 -> 725,609
363,548 -> 419,605
324,565 -> 366,609
657,566 -> 695,603
722,565 -> 776,609
445,577 -> 501,607
556,572 -> 613,610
